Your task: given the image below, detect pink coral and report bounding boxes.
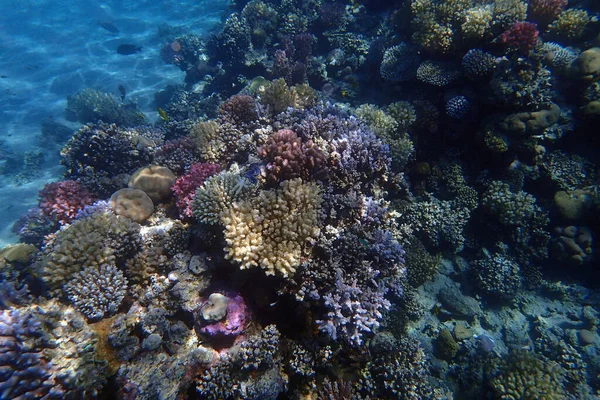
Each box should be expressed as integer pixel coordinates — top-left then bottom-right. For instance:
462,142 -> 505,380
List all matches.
528,0 -> 567,26
499,22 -> 539,55
38,180 -> 96,225
199,294 -> 248,337
172,162 -> 220,218
257,129 -> 326,184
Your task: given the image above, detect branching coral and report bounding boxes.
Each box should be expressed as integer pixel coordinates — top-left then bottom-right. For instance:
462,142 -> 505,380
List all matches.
37,180 -> 96,225
258,129 -> 326,183
39,211 -> 140,292
61,122 -> 154,196
172,162 -> 221,218
491,350 -> 566,399
222,178 -> 322,277
192,167 -> 256,225
64,263 -> 128,321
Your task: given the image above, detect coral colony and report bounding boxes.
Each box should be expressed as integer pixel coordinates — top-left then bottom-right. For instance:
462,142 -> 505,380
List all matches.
2,0 -> 600,399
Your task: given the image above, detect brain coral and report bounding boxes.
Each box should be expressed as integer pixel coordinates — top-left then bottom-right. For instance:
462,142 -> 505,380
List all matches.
222,178 -> 322,277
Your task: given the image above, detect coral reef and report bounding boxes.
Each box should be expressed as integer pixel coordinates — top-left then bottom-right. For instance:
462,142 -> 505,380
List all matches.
64,263 -> 128,320
222,178 -> 322,277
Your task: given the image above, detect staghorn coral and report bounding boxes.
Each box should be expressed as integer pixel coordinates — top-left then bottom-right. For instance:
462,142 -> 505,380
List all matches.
316,267 -> 392,347
222,178 -> 321,277
64,263 -> 128,321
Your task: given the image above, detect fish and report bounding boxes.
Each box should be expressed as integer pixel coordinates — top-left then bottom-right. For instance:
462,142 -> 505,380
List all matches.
157,108 -> 169,122
98,20 -> 119,34
118,85 -> 126,101
117,44 -> 142,55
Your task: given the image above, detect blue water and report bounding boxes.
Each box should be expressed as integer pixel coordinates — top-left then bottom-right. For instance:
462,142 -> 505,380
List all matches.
0,0 -> 228,246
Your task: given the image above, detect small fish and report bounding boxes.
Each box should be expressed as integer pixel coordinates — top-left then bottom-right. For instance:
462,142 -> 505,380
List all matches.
157,108 -> 169,122
98,20 -> 119,34
118,85 -> 126,101
0,75 -> 7,78
117,44 -> 142,55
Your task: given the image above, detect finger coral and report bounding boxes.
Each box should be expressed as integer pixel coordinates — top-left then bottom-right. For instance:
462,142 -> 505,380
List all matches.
222,178 -> 322,277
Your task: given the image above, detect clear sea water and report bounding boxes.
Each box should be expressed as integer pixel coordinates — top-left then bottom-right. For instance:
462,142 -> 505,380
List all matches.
0,0 -> 228,246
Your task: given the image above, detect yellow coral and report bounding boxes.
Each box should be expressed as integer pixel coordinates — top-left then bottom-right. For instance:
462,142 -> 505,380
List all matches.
461,5 -> 493,40
548,9 -> 595,40
222,178 -> 321,277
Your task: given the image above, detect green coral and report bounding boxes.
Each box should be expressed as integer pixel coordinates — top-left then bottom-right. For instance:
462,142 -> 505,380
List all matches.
38,212 -> 139,292
192,166 -> 256,225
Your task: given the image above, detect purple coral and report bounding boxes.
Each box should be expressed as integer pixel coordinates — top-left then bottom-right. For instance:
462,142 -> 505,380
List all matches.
200,294 -> 248,337
0,309 -> 64,398
218,94 -> 259,125
317,268 -> 391,347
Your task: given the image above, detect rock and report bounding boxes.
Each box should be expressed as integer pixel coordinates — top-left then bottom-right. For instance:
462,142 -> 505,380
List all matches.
583,100 -> 600,118
1,243 -> 37,263
438,288 -> 482,321
579,329 -> 595,346
110,188 -> 154,223
501,103 -> 560,134
142,333 -> 163,351
434,329 -> 459,361
572,47 -> 600,81
554,190 -> 593,221
128,165 -> 176,203
201,293 -> 230,322
453,322 -> 474,341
